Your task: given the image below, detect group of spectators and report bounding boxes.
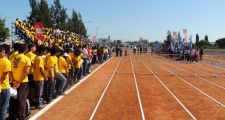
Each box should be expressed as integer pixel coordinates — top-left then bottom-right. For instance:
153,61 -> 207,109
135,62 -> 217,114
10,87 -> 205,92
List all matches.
0,41 -> 112,120
15,19 -> 87,47
169,47 -> 204,62
0,19 -> 113,120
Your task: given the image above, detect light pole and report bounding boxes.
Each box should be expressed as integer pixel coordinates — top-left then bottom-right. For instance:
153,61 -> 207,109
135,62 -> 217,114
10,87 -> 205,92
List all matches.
96,27 -> 99,42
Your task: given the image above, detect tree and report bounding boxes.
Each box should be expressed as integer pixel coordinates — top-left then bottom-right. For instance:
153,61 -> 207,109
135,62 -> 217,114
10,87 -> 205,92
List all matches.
66,18 -> 74,32
28,0 -> 39,24
59,8 -> 67,30
164,30 -> 172,47
205,35 -> 209,42
52,0 -> 67,30
71,10 -> 79,33
0,18 -> 9,42
215,38 -> 225,48
78,13 -> 87,36
49,5 -> 56,28
27,0 -> 87,34
198,40 -> 211,48
196,34 -> 199,46
38,0 -> 52,27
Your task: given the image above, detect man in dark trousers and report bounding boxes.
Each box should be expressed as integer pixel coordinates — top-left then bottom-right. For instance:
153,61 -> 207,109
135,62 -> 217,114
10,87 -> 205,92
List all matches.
115,45 -> 119,57
200,48 -> 204,60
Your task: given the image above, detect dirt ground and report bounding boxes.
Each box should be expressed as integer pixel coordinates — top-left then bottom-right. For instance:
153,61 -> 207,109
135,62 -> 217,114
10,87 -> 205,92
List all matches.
31,52 -> 225,120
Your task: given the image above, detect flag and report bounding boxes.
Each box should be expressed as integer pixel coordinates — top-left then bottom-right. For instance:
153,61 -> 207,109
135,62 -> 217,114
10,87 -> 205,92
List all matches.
34,22 -> 44,41
170,40 -> 174,52
183,29 -> 188,43
92,36 -> 96,43
189,35 -> 192,49
173,32 -> 177,41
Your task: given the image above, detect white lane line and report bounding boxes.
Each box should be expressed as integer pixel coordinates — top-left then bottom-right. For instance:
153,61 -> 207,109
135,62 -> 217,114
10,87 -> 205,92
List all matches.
168,62 -> 225,91
89,58 -> 121,120
153,59 -> 225,108
140,59 -> 196,120
130,55 -> 146,120
29,57 -> 114,120
151,56 -> 225,91
201,62 -> 225,71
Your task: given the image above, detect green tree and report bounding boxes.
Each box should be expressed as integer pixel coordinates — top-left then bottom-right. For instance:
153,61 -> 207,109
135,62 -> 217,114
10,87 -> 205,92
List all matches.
66,18 -> 74,32
0,18 -> 9,42
198,40 -> 211,48
52,0 -> 67,30
49,5 -> 56,28
205,35 -> 209,42
196,34 -> 199,46
164,30 -> 172,48
71,10 -> 79,33
28,0 -> 39,24
59,8 -> 67,30
78,13 -> 87,36
215,38 -> 225,48
38,0 -> 52,27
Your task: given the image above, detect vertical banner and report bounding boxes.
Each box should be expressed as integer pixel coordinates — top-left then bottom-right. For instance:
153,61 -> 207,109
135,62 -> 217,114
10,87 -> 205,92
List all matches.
189,35 -> 192,49
172,32 -> 177,41
34,22 -> 44,41
182,29 -> 187,43
92,36 -> 96,44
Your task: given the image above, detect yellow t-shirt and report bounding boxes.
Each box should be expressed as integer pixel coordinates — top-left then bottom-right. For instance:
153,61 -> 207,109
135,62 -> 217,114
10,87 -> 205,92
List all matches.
25,51 -> 36,74
54,56 -> 59,73
11,54 -> 31,83
9,51 -> 18,61
75,56 -> 82,69
33,56 -> 45,81
45,55 -> 57,77
58,56 -> 67,73
44,55 -> 50,77
66,55 -> 72,70
0,57 -> 11,89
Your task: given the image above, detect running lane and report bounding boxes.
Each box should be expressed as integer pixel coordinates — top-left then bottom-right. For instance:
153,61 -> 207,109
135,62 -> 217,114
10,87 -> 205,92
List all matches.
131,54 -> 192,120
36,57 -> 119,120
142,55 -> 225,119
92,56 -> 143,120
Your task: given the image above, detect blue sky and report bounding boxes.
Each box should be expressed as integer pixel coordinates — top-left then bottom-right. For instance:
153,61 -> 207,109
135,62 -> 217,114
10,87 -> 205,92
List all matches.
0,0 -> 225,42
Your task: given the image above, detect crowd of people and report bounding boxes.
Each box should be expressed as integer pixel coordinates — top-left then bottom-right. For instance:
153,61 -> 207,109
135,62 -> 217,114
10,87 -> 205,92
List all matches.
15,19 -> 87,47
0,19 -> 113,120
165,47 -> 204,62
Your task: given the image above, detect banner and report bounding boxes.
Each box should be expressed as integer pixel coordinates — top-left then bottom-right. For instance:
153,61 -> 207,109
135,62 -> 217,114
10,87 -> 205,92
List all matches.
189,35 -> 192,49
34,22 -> 44,41
172,32 -> 177,41
92,36 -> 96,43
182,29 -> 188,43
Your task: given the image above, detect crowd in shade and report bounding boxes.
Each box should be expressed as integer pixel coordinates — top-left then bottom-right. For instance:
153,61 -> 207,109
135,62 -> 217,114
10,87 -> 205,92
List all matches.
0,19 -> 112,120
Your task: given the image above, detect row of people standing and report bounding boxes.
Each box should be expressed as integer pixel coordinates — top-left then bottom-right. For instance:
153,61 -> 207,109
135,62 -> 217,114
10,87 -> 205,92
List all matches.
0,42 -> 98,120
184,48 -> 204,62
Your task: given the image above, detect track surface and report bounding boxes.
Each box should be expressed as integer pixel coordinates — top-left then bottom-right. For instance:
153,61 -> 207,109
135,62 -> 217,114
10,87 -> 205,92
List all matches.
34,53 -> 225,120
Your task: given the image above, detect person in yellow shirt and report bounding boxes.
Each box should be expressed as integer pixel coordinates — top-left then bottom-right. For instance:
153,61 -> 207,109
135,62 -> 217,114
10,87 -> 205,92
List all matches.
10,43 -> 31,120
43,47 -> 57,103
25,43 -> 36,106
9,42 -> 20,61
74,50 -> 83,82
0,46 -> 11,120
56,50 -> 68,94
33,45 -> 46,109
58,52 -> 68,75
65,48 -> 74,85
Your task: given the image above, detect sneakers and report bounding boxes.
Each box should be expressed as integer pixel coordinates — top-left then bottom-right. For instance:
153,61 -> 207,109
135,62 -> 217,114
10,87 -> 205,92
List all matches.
36,105 -> 44,109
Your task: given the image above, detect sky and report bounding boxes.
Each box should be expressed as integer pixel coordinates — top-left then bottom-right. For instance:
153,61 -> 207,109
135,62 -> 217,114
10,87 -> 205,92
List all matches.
0,0 -> 225,42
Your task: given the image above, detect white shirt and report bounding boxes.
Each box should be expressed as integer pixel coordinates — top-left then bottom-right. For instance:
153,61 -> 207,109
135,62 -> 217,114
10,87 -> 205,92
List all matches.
83,48 -> 88,58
